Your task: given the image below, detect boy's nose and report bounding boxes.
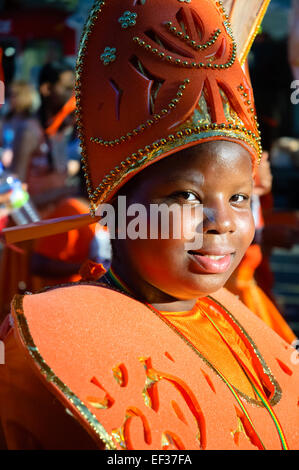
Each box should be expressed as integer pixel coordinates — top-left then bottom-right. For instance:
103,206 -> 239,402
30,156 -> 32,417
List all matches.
202,206 -> 236,235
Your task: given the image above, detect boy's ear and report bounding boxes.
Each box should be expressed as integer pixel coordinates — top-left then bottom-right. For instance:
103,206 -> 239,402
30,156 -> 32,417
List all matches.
39,82 -> 51,98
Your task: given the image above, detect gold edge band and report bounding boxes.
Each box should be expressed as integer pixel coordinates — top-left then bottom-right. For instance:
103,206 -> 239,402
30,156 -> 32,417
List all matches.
11,294 -> 117,450
9,280 -> 282,457
100,278 -> 281,408
208,295 -> 282,407
90,127 -> 261,208
76,0 -> 108,214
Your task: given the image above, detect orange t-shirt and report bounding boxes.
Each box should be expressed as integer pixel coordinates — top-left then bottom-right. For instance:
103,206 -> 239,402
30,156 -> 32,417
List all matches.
161,298 -> 265,400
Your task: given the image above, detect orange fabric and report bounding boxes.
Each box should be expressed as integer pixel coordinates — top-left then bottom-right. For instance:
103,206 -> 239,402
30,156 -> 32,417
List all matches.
263,211 -> 299,228
160,297 -> 265,400
0,329 -> 99,450
226,245 -> 296,344
257,192 -> 298,308
33,198 -> 98,286
240,286 -> 297,345
0,285 -> 298,450
45,95 -> 76,137
0,199 -> 96,323
2,212 -> 99,245
35,198 -> 96,263
79,260 -> 106,281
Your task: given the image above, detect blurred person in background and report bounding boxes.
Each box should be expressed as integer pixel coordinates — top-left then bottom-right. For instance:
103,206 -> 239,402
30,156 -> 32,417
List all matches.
0,61 -> 110,323
30,62 -> 111,296
0,77 -> 44,323
243,5 -> 299,339
0,80 -> 42,175
289,0 -> 299,81
31,60 -> 77,210
226,152 -> 297,344
0,61 -> 77,212
31,197 -> 111,292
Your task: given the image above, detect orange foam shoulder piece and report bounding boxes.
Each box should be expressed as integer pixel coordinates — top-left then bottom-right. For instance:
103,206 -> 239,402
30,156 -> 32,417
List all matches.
10,284 -> 299,450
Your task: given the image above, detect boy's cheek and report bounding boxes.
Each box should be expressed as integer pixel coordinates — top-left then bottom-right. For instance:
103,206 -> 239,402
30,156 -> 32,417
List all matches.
247,212 -> 256,245
235,213 -> 256,259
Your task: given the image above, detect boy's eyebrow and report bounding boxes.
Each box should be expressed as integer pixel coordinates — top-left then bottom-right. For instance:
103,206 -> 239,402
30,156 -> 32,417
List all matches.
162,175 -> 253,188
162,173 -> 204,185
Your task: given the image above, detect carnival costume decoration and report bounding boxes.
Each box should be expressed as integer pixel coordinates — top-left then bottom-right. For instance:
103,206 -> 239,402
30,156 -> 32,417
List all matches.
3,0 -> 269,243
1,0 -> 299,452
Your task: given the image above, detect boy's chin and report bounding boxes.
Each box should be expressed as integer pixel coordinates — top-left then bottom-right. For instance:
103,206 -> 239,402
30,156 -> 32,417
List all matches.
157,272 -> 234,300
188,276 -> 232,297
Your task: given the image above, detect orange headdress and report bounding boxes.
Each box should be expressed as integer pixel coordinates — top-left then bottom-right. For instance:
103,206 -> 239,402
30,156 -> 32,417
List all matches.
78,0 -> 262,211
3,0 -> 271,243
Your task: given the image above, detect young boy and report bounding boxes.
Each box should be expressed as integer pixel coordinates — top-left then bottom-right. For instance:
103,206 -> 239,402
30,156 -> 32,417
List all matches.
0,0 -> 298,450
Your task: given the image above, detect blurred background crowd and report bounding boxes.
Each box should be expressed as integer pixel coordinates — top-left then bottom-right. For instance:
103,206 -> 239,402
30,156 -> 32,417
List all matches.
0,0 -> 298,339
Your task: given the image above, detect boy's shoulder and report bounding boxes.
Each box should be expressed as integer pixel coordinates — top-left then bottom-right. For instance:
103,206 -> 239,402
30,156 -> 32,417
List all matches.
20,281 -> 123,305
212,287 -> 296,347
12,283 -> 295,358
11,283 -> 292,344
13,281 -> 139,320
9,281 -> 138,345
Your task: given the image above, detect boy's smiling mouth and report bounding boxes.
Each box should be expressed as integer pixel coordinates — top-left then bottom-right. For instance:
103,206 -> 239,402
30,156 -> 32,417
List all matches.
188,250 -> 236,274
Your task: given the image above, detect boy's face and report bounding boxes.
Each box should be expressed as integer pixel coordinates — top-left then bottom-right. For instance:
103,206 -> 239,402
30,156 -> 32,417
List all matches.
114,140 -> 255,300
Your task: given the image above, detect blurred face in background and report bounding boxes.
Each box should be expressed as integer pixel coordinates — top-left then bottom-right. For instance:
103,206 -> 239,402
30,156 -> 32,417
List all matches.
9,81 -> 36,115
51,70 -> 75,111
40,69 -> 75,115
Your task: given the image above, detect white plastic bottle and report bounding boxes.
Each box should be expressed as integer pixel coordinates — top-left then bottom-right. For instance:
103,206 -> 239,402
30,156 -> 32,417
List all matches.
0,163 -> 40,225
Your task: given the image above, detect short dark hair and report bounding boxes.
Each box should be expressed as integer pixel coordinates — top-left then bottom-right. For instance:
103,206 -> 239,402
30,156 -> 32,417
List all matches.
38,60 -> 74,87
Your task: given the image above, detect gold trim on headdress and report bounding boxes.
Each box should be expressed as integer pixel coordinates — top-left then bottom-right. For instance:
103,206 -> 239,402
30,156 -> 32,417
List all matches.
1,0 -> 271,243
222,0 -> 271,65
75,0 -> 263,212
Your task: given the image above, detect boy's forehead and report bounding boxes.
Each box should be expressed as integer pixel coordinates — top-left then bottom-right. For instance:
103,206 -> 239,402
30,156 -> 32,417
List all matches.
131,141 -> 252,189
148,140 -> 252,173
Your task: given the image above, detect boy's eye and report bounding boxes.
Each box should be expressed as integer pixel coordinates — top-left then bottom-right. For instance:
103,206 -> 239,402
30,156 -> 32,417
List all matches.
230,194 -> 250,204
171,191 -> 201,203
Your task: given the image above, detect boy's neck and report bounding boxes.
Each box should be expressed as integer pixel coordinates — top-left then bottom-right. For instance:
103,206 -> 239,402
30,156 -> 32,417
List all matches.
109,263 -> 199,313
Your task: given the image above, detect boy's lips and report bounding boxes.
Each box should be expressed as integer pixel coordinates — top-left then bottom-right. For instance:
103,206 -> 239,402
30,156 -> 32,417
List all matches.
188,250 -> 235,274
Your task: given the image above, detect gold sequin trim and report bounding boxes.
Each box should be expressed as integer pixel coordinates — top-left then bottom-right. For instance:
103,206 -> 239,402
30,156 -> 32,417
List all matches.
87,123 -> 262,208
90,79 -> 191,147
75,0 -> 108,214
133,35 -> 237,70
165,22 -> 222,51
81,279 -> 282,409
12,294 -> 117,450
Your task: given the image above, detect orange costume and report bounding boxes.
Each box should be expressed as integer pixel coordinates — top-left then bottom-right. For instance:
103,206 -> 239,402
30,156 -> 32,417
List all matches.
226,193 -> 297,344
33,197 -> 98,288
0,199 -> 99,324
226,244 -> 297,344
1,0 -> 298,451
0,284 -> 298,450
